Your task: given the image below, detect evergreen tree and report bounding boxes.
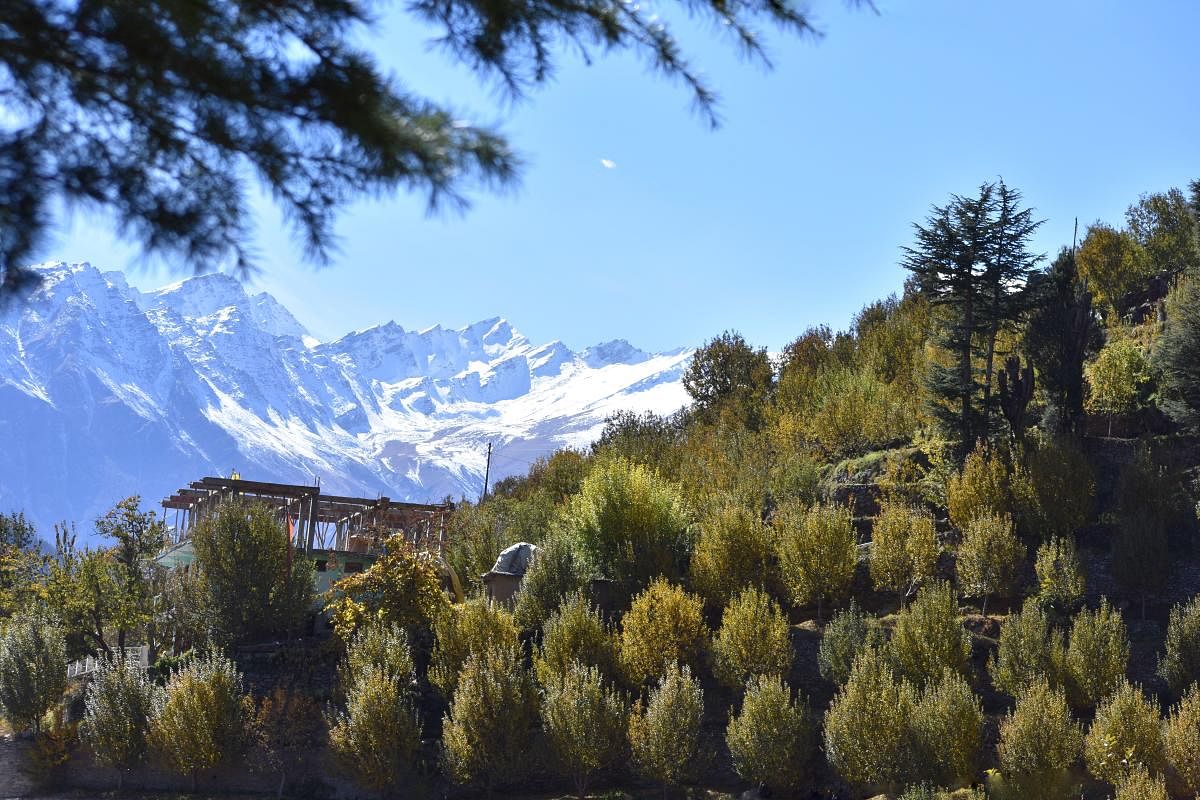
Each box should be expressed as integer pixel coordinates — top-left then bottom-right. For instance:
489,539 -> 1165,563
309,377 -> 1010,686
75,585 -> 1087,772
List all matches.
1156,277 -> 1200,431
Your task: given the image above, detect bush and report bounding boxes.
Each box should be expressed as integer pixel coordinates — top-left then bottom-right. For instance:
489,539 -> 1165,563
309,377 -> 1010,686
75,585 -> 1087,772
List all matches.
1034,536 -> 1086,618
324,535 -> 449,638
561,457 -> 691,595
823,647 -> 916,790
340,621 -> 415,689
329,665 -> 420,793
149,649 -> 245,790
1113,768 -> 1168,800
190,498 -> 315,644
1012,438 -> 1095,540
947,444 -> 1011,531
445,501 -> 511,598
618,578 -> 708,686
1159,596 -> 1200,696
818,600 -> 880,686
442,645 -> 539,794
909,670 -> 983,787
900,787 -> 987,800
540,661 -> 628,800
726,674 -> 813,793
712,586 -> 792,689
1064,599 -> 1129,709
1112,512 -> 1169,619
989,597 -> 1065,699
870,500 -> 939,595
79,655 -> 160,789
247,688 -> 325,799
1082,680 -> 1164,785
889,581 -> 971,687
628,661 -> 704,791
956,513 -> 1024,614
536,590 -> 616,685
0,611 -> 66,735
996,680 -> 1082,800
1165,683 -> 1200,794
775,500 -> 857,620
689,502 -> 777,608
513,533 -> 583,631
429,597 -> 520,697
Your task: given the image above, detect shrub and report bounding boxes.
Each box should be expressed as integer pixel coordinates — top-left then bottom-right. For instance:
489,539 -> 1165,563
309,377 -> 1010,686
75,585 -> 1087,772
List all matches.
442,645 -> 539,795
989,597 -> 1065,699
726,674 -> 813,793
889,581 -> 971,687
956,512 -> 1024,615
818,600 -> 880,686
513,533 -> 584,631
561,457 -> 691,595
1112,512 -> 1169,620
947,444 -> 1011,530
909,670 -> 983,787
1159,596 -> 1200,695
1011,438 -> 1095,540
689,502 -> 777,608
1165,683 -> 1200,794
900,787 -> 987,800
618,578 -> 708,686
0,611 -> 66,735
446,501 -> 514,598
996,680 -> 1082,800
775,500 -> 857,620
340,621 -> 415,688
1113,768 -> 1168,800
1034,536 -> 1086,618
79,655 -> 160,789
329,665 -> 420,793
824,647 -> 916,790
712,586 -> 792,689
1085,336 -> 1153,424
149,649 -> 245,791
1082,681 -> 1164,785
324,535 -> 449,638
870,500 -> 939,595
190,498 -> 315,644
429,597 -> 520,697
540,661 -> 628,800
536,590 -> 616,685
628,661 -> 704,792
247,688 -> 325,799
1064,600 -> 1129,709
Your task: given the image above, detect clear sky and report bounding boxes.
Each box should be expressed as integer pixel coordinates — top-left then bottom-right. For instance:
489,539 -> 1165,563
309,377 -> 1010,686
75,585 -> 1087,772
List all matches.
45,0 -> 1200,353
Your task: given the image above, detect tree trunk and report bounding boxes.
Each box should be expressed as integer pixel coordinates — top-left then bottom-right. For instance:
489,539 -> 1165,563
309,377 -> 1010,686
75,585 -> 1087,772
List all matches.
118,628 -> 126,651
278,769 -> 287,799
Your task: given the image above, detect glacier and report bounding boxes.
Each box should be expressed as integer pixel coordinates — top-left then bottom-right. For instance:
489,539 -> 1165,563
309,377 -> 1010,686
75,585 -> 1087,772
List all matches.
0,262 -> 692,539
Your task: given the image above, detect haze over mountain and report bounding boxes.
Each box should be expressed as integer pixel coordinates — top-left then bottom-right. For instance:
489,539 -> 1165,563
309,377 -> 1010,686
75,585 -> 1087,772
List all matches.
0,262 -> 691,538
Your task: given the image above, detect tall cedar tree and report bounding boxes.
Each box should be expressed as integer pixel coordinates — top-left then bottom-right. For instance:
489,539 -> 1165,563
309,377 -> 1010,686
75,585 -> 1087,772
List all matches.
1,0 -> 831,296
1024,249 -> 1100,436
902,181 -> 1042,455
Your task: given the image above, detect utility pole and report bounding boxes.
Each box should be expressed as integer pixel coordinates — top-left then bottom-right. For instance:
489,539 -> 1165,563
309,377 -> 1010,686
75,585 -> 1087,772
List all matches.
481,442 -> 492,502
1072,216 -> 1078,256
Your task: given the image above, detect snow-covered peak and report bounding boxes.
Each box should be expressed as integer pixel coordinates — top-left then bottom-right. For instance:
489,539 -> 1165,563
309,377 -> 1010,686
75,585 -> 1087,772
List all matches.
141,271 -> 309,340
581,339 -> 650,368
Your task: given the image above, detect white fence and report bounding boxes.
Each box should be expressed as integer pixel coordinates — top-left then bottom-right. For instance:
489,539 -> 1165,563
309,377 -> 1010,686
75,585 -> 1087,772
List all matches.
67,645 -> 149,680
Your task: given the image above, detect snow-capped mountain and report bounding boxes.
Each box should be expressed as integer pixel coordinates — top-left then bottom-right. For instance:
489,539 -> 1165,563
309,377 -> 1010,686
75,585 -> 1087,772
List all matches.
0,262 -> 692,537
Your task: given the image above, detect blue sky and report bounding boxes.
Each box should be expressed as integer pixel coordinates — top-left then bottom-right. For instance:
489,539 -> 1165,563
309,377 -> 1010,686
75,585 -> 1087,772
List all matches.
47,0 -> 1200,353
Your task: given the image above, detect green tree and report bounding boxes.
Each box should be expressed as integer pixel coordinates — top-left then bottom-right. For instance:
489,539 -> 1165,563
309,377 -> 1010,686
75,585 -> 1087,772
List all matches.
818,600 -> 880,686
247,688 -> 326,798
1082,680 -> 1164,786
329,665 -> 420,794
540,661 -> 628,800
1076,223 -> 1153,318
47,535 -> 126,658
946,443 -> 1011,530
689,502 -> 777,608
79,654 -> 160,789
683,331 -> 774,429
429,597 -> 520,698
619,578 -> 708,686
513,533 -> 583,631
870,500 -> 939,596
190,499 -> 314,645
324,534 -> 449,638
996,679 -> 1082,800
1033,536 -> 1086,618
1126,188 -> 1200,279
889,580 -> 971,687
149,649 -> 245,791
1156,277 -> 1200,431
562,457 -> 691,597
1165,683 -> 1200,795
989,597 -> 1065,699
94,497 -> 166,650
0,611 -> 66,735
775,500 -> 857,621
1085,335 -> 1153,432
442,645 -> 539,798
1012,438 -> 1095,541
0,512 -> 46,618
1064,599 -> 1129,710
956,513 -> 1024,615
909,670 -> 983,788
536,590 -> 616,685
340,621 -> 416,689
1160,597 -> 1200,696
1113,767 -> 1168,800
711,586 -> 791,690
628,661 -> 704,793
824,647 -> 916,790
725,674 -> 813,793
